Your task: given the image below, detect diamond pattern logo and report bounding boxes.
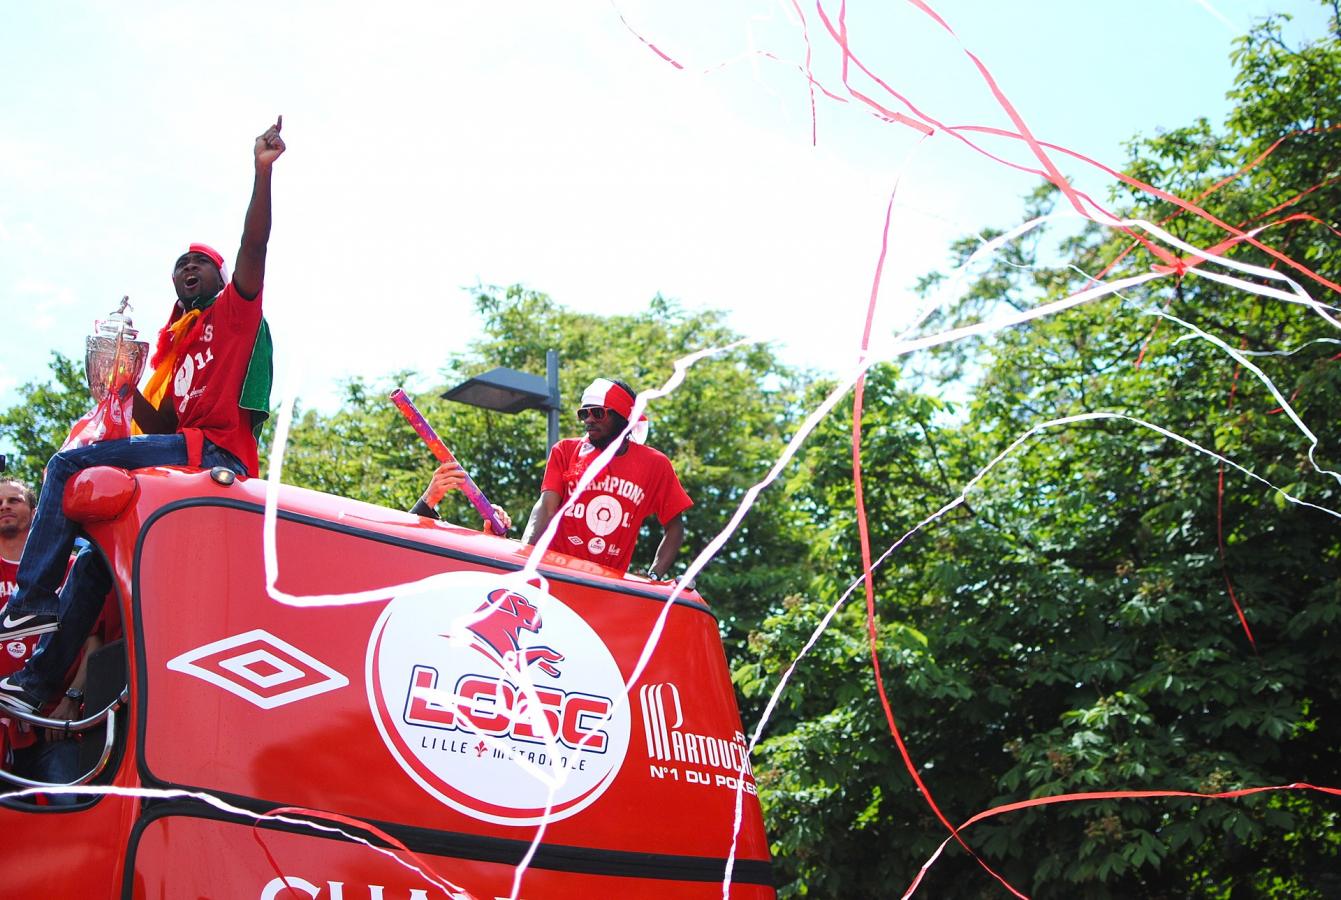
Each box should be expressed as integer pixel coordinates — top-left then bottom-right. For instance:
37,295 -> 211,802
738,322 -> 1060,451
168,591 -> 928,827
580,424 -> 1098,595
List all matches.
167,629 -> 349,709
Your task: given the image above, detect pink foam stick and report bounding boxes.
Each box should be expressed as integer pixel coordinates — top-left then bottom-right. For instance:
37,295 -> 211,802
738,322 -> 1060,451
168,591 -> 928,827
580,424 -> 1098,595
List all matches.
390,388 -> 508,535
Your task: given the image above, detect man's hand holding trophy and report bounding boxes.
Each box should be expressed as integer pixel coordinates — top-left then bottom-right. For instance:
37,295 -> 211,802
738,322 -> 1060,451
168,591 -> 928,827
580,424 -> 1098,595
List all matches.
60,297 -> 150,452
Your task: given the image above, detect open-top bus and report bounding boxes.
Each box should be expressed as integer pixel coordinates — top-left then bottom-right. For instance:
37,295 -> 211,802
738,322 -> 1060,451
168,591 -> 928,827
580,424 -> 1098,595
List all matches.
0,463 -> 774,899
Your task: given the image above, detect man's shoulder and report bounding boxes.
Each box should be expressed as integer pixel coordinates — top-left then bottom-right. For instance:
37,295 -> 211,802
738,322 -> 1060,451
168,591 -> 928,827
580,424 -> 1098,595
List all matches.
542,438 -> 582,477
210,281 -> 264,317
549,437 -> 584,459
626,442 -> 675,468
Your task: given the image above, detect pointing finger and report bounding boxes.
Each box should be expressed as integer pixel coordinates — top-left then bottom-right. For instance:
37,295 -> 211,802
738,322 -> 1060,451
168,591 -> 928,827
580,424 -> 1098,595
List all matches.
275,114 -> 283,132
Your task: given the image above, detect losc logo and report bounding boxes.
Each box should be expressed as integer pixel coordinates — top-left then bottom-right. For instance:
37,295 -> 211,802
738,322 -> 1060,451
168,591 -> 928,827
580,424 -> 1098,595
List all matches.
366,572 -> 629,826
466,588 -> 564,677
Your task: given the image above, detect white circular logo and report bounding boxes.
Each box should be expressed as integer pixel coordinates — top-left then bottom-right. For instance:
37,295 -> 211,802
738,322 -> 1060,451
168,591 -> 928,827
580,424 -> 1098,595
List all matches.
174,354 -> 195,398
366,571 -> 630,825
584,494 -> 623,537
6,639 -> 26,659
587,536 -> 606,555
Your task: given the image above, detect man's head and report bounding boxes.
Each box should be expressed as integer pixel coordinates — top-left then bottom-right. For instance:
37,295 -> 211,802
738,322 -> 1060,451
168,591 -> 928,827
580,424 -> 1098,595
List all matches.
171,243 -> 229,306
0,478 -> 35,542
577,378 -> 636,449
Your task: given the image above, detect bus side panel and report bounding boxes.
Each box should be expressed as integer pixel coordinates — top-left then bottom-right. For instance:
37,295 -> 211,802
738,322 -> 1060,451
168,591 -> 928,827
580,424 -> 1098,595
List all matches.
135,504 -> 770,866
0,797 -> 130,899
127,812 -> 777,899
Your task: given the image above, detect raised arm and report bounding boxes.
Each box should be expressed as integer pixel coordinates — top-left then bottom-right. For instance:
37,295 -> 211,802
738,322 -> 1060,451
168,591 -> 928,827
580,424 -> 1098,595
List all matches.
233,116 -> 286,301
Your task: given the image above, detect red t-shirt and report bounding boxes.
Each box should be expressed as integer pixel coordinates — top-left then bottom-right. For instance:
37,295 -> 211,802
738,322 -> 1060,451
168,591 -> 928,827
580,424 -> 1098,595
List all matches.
168,282 -> 264,476
540,439 -> 692,574
0,555 -> 39,681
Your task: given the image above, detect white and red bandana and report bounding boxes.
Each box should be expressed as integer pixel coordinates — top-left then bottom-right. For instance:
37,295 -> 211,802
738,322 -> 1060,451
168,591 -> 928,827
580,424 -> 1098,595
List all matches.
580,379 -> 649,443
175,242 -> 229,285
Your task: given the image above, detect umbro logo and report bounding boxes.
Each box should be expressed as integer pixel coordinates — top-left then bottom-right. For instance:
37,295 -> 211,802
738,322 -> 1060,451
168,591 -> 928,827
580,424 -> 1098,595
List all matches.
167,629 -> 348,709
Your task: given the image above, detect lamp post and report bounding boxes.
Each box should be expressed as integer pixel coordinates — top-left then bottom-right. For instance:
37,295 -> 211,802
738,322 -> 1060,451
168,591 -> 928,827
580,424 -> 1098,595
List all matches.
442,349 -> 562,450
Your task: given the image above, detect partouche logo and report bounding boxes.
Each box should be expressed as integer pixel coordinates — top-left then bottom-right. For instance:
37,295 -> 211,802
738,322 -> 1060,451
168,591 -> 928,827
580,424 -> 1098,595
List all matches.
640,682 -> 757,796
367,571 -> 630,825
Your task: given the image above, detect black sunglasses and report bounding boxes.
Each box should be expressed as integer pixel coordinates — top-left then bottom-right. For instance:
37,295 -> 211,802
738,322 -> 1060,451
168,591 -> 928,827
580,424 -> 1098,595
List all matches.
576,407 -> 608,422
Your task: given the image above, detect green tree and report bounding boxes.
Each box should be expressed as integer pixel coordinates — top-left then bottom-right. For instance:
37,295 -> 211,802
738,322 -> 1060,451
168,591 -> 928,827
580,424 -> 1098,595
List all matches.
744,6 -> 1341,897
0,352 -> 92,489
276,285 -> 814,654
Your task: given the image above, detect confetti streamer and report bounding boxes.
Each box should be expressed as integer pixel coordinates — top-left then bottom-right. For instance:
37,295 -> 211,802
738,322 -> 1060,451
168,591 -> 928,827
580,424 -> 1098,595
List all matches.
0,784 -> 467,896
903,781 -> 1341,899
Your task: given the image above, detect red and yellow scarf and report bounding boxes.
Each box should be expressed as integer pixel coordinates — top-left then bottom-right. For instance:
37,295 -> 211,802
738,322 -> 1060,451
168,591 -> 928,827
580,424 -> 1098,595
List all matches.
131,306 -> 205,434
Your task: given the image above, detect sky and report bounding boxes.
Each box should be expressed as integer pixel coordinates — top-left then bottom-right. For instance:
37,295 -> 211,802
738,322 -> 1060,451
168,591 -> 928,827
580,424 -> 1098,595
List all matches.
0,0 -> 1332,428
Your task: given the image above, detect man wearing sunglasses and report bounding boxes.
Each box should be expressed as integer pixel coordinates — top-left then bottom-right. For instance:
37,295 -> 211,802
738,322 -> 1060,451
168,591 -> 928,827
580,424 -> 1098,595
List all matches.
523,379 -> 691,580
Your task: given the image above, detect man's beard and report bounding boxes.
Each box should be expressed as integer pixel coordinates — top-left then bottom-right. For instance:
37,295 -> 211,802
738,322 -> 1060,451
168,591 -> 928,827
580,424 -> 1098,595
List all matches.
0,523 -> 20,540
589,415 -> 631,450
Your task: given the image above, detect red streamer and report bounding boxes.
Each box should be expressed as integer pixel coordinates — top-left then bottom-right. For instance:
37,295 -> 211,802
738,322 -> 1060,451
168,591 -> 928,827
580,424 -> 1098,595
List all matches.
905,782 -> 1341,896
789,0 -> 819,146
611,3 -> 684,69
1217,354 -> 1258,652
850,179 -> 1027,896
814,0 -> 1341,298
252,805 -> 470,899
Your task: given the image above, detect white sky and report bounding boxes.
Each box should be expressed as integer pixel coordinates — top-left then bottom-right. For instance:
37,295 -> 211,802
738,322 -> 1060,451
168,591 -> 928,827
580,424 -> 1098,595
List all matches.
0,0 -> 1331,420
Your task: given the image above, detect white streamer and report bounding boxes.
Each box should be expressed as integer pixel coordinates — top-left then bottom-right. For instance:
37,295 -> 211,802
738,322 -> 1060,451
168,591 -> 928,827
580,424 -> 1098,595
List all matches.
0,783 -> 465,897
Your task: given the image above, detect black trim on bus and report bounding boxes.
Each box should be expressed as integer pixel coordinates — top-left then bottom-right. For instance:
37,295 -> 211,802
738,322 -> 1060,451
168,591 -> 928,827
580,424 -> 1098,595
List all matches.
136,496 -> 714,608
121,796 -> 774,894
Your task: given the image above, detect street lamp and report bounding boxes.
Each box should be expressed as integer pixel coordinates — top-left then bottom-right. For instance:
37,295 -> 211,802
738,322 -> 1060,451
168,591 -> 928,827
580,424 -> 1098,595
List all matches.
442,349 -> 562,449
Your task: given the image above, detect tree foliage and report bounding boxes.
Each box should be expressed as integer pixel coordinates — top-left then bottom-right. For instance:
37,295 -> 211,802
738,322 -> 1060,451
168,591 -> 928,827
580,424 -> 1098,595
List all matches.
744,7 -> 1341,897
275,286 -> 813,652
0,352 -> 92,489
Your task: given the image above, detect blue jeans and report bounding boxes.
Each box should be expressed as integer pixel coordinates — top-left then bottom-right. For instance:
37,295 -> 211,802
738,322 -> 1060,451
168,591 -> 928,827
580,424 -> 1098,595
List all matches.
8,434 -> 244,701
21,548 -> 113,702
11,736 -> 82,806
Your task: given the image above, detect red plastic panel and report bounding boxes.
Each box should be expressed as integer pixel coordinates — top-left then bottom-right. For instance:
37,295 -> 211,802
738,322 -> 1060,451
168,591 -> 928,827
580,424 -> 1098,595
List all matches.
136,501 -> 769,872
0,796 -> 131,899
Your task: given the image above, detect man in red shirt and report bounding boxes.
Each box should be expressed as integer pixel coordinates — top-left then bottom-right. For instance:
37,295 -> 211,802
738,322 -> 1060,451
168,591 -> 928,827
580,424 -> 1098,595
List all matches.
0,479 -> 32,606
0,119 -> 286,713
523,379 -> 692,579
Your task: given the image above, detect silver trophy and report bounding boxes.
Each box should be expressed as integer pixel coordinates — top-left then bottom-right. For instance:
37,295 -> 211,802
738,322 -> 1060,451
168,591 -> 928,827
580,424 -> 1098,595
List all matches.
85,296 -> 149,402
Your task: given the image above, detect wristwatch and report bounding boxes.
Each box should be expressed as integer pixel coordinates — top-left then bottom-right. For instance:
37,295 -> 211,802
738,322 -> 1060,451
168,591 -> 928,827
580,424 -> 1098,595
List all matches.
65,688 -> 85,703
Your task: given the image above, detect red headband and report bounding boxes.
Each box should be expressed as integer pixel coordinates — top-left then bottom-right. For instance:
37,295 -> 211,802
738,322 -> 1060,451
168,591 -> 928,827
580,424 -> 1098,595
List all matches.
175,242 -> 229,284
580,379 -> 635,420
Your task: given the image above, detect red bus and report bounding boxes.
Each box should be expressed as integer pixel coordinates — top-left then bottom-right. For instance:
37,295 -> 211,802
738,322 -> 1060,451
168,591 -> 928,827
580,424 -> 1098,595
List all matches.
0,464 -> 774,899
